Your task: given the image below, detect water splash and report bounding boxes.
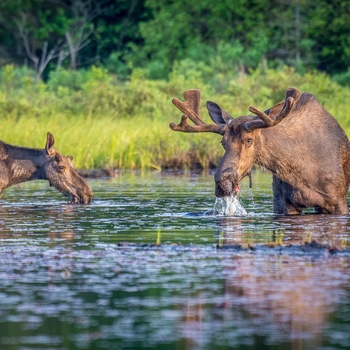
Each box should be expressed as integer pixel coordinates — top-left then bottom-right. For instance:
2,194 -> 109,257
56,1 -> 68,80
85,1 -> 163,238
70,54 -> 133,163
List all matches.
213,194 -> 247,216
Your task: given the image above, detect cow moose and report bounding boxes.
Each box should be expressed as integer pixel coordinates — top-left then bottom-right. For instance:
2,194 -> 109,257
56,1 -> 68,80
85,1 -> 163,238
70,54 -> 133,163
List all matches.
0,132 -> 93,204
170,88 -> 350,215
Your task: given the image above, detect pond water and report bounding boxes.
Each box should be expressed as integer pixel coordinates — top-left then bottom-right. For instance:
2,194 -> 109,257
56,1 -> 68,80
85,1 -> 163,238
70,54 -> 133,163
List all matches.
0,170 -> 350,350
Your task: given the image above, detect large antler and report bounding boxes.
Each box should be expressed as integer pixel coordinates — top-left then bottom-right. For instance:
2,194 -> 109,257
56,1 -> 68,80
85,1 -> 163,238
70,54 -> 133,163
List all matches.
246,88 -> 302,130
169,89 -> 225,135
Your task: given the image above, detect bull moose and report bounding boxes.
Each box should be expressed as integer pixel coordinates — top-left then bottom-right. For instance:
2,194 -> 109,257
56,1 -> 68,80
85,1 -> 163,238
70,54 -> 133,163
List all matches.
170,88 -> 350,215
0,132 -> 93,204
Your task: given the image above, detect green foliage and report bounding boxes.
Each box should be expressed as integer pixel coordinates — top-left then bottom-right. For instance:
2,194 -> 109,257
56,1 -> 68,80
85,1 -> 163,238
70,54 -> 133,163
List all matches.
305,0 -> 350,73
1,0 -> 350,79
104,52 -> 132,79
47,69 -> 90,92
332,70 -> 350,88
131,0 -> 350,77
0,65 -> 43,93
1,64 -> 350,171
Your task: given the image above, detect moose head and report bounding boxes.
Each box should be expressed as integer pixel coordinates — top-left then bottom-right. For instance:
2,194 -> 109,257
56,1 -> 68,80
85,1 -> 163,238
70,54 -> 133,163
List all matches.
0,132 -> 93,204
43,133 -> 93,204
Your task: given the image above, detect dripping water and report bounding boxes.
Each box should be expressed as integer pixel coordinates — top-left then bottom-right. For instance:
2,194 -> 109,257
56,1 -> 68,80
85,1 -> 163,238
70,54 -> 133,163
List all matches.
213,194 -> 247,216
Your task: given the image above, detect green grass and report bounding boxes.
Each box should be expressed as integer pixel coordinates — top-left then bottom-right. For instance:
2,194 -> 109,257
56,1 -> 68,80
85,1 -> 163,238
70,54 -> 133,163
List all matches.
1,64 -> 350,170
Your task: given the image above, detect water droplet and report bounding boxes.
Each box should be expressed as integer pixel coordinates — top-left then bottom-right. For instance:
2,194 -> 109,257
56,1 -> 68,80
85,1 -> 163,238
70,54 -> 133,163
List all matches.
213,195 -> 247,216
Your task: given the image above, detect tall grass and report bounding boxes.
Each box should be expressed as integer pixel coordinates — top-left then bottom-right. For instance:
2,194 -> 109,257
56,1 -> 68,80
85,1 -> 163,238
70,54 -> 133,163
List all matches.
1,64 -> 350,170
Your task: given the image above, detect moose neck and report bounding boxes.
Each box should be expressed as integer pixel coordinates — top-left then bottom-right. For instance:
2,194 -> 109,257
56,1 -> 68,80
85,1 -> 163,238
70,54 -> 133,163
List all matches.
255,127 -> 303,183
5,143 -> 47,187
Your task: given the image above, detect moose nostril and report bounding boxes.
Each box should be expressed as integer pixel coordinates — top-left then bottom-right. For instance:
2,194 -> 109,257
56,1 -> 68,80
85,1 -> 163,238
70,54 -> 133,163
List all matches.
221,167 -> 234,175
215,167 -> 234,182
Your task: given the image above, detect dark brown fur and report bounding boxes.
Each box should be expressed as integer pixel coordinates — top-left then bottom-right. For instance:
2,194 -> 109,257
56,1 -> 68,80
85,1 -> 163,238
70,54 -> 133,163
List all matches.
0,133 -> 93,204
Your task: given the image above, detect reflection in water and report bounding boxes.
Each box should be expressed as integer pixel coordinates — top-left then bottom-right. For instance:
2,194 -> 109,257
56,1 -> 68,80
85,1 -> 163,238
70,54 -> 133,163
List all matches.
274,214 -> 350,248
217,214 -> 350,249
0,172 -> 349,350
179,253 -> 350,350
219,254 -> 349,348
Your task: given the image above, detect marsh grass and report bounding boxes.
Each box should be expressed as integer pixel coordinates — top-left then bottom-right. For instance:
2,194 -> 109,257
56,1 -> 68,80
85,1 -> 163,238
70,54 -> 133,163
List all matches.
1,64 -> 350,170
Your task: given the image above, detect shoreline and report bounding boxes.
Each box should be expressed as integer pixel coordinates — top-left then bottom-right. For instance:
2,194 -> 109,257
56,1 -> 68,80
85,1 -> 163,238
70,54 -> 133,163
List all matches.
77,167 -> 216,178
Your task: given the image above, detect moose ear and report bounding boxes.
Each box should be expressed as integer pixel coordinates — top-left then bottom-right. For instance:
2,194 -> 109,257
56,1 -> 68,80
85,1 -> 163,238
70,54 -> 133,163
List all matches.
45,132 -> 55,155
264,101 -> 284,119
206,101 -> 233,125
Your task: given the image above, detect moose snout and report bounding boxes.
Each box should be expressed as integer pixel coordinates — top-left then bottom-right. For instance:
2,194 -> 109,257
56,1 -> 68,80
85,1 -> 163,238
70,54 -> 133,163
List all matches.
80,192 -> 93,204
215,167 -> 238,198
78,184 -> 93,204
70,180 -> 93,204
72,192 -> 92,204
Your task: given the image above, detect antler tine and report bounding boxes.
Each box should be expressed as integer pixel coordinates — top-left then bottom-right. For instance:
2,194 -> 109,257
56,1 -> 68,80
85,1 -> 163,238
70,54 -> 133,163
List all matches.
273,88 -> 301,122
172,89 -> 204,125
183,90 -> 203,125
169,89 -> 224,134
169,115 -> 202,133
248,106 -> 274,127
248,87 -> 301,128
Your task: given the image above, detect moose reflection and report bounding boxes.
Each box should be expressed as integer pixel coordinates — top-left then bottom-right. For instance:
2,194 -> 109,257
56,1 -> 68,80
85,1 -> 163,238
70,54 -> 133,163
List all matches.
216,214 -> 350,250
170,88 -> 350,215
0,132 -> 92,204
218,254 -> 349,346
180,215 -> 350,348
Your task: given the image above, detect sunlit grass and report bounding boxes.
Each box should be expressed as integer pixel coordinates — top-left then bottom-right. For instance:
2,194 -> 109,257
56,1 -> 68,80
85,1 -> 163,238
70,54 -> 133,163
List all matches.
0,112 -> 223,170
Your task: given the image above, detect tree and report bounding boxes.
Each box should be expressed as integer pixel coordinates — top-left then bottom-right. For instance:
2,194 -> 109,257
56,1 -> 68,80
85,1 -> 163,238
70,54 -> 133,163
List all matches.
0,0 -> 67,79
15,10 -> 66,78
305,0 -> 350,73
61,0 -> 112,70
0,0 -> 113,78
134,0 -> 271,75
92,0 -> 149,77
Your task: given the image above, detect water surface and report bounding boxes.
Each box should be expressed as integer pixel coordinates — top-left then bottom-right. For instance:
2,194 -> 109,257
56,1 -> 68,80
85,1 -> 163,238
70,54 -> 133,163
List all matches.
0,170 -> 349,350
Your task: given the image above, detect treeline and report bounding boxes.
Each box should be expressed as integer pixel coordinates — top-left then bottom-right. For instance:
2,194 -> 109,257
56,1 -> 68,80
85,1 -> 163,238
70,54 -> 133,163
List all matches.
0,0 -> 350,83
